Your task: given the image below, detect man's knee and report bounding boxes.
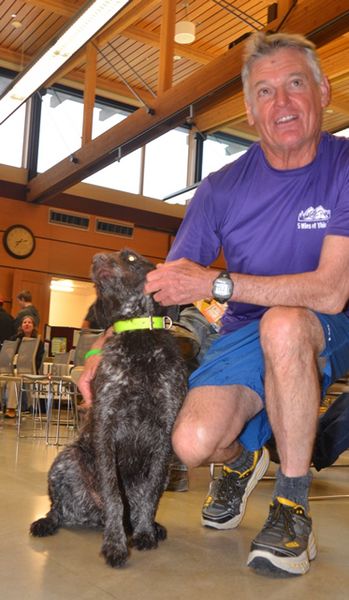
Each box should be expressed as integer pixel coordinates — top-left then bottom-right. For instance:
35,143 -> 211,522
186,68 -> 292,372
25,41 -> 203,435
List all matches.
260,307 -> 323,358
172,419 -> 211,469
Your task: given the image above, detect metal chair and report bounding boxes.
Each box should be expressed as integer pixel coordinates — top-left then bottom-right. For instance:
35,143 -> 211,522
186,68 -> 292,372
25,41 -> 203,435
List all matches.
14,337 -> 41,435
0,337 -> 40,432
42,330 -> 102,445
73,329 -> 103,366
0,340 -> 18,375
24,351 -> 74,443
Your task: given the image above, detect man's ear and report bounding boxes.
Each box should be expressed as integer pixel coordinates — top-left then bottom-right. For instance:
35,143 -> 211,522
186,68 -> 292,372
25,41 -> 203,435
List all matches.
245,99 -> 255,126
320,76 -> 331,109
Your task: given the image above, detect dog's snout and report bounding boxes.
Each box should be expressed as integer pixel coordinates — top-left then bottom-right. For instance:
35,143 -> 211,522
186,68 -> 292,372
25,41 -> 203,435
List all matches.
93,253 -> 109,266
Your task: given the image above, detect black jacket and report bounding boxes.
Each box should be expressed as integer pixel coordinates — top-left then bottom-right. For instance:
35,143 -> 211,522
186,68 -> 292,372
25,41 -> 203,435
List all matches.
0,307 -> 15,347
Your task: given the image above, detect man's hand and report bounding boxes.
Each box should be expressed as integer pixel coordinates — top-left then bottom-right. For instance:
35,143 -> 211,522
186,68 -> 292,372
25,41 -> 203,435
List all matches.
76,353 -> 102,407
77,327 -> 113,406
144,258 -> 218,305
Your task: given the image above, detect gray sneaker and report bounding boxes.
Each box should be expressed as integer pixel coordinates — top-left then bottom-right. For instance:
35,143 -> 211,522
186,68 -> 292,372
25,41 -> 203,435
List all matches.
201,447 -> 270,529
247,496 -> 317,576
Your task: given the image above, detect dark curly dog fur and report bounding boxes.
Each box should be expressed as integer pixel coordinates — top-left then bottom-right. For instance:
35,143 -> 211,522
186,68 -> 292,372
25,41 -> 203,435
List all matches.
30,249 -> 187,568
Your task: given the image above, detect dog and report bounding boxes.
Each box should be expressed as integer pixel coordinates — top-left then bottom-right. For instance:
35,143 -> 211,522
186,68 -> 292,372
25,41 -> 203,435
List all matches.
30,248 -> 188,568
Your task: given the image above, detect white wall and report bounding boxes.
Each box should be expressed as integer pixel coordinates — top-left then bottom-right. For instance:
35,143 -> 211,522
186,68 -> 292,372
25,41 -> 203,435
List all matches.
48,281 -> 96,328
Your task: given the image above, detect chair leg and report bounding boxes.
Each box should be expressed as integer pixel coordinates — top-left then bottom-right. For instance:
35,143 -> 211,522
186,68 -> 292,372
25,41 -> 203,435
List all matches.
16,380 -> 22,438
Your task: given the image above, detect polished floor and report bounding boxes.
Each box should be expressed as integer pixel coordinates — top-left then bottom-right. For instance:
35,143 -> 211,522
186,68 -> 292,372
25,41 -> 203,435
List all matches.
1,417 -> 349,600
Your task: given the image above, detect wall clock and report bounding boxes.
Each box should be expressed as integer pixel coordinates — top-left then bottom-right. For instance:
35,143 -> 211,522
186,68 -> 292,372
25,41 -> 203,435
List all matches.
3,224 -> 36,259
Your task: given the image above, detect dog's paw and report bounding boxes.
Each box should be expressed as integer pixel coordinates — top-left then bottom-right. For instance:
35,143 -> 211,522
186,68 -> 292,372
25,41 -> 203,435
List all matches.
101,541 -> 129,568
132,530 -> 158,551
30,517 -> 59,537
154,522 -> 167,541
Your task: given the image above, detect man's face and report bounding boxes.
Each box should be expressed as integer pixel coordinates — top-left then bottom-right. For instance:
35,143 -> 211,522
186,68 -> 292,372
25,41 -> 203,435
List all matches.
245,48 -> 330,165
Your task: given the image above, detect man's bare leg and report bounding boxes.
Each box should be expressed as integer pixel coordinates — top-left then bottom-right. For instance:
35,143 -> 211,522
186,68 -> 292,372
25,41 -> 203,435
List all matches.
260,307 -> 325,478
248,307 -> 324,576
172,384 -> 269,529
172,384 -> 263,468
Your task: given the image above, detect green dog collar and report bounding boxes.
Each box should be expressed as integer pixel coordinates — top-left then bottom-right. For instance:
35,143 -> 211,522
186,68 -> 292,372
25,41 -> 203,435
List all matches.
113,316 -> 173,334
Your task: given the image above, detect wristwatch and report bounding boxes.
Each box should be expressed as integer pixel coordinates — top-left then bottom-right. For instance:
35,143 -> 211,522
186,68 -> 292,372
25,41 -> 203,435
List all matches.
212,271 -> 234,304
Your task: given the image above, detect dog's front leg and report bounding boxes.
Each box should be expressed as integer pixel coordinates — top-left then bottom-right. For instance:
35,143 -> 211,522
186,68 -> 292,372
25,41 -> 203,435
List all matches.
95,433 -> 128,568
129,452 -> 169,551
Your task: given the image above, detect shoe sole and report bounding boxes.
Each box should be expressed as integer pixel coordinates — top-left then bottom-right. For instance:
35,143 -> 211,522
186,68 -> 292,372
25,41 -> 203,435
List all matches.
201,446 -> 270,530
247,530 -> 317,577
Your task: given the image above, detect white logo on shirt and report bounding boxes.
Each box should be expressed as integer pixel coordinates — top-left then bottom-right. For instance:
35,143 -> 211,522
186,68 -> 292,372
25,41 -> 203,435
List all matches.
297,205 -> 331,230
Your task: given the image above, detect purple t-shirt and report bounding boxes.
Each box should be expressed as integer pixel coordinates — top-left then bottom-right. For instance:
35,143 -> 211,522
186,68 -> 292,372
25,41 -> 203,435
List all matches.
168,132 -> 349,333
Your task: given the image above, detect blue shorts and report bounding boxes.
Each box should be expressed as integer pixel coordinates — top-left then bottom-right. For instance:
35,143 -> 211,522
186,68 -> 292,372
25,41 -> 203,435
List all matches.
189,312 -> 349,451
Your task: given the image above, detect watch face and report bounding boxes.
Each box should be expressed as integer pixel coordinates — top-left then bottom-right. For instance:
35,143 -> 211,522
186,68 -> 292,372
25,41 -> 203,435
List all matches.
213,273 -> 233,303
3,225 -> 36,259
215,279 -> 232,296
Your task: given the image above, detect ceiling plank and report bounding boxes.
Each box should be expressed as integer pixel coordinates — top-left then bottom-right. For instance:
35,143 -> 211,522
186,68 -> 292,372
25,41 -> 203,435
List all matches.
96,0 -> 160,46
62,70 -> 155,107
124,26 -> 214,64
24,0 -> 82,18
26,0 -> 349,203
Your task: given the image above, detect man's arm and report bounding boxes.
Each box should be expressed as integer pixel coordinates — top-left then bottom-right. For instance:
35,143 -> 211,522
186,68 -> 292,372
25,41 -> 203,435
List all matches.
145,235 -> 349,314
77,327 -> 113,405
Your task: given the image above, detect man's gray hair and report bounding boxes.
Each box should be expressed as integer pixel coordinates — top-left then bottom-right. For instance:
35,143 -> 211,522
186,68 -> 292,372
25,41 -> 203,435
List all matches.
241,31 -> 323,101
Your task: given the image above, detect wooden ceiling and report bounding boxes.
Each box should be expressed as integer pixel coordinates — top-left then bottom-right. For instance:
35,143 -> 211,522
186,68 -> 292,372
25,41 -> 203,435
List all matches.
0,0 -> 349,203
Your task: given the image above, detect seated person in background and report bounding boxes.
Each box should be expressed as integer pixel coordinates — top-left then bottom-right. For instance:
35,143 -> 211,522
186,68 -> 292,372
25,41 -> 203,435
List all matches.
0,295 -> 15,348
4,315 -> 44,418
13,290 -> 40,331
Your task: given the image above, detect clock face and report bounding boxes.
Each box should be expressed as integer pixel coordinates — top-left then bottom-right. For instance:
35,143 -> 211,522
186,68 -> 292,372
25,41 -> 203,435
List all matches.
3,225 -> 36,259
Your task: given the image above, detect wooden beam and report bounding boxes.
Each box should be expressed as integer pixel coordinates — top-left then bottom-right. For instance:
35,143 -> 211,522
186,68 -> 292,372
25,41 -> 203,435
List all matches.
27,0 -> 349,203
195,92 -> 246,133
27,44 -> 244,203
81,43 -> 97,145
157,0 -> 176,94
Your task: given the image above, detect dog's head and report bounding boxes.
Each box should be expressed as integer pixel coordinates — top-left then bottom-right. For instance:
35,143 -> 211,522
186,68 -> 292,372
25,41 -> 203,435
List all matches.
91,248 -> 178,329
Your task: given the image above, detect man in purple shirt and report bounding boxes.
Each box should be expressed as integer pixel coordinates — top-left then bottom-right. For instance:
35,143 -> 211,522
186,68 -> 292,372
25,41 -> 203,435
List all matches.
144,32 -> 349,576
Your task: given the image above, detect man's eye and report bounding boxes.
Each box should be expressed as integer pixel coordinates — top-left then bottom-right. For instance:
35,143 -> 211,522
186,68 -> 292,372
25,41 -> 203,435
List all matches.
257,87 -> 271,97
291,79 -> 303,88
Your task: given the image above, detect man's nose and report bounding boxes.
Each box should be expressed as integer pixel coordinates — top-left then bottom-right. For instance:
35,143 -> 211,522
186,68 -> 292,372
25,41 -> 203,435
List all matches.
274,86 -> 289,105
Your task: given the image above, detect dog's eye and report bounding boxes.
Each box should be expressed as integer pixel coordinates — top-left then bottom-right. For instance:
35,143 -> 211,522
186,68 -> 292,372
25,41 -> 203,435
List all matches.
127,254 -> 137,263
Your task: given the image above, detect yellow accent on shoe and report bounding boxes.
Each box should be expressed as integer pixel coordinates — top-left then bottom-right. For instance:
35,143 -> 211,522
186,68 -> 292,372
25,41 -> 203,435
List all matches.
203,495 -> 213,509
226,450 -> 262,479
285,541 -> 300,548
275,496 -> 304,510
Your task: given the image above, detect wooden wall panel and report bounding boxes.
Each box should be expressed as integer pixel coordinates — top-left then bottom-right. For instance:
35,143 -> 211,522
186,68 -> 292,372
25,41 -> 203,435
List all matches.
0,195 -> 175,334
11,270 -> 51,335
0,195 -> 225,334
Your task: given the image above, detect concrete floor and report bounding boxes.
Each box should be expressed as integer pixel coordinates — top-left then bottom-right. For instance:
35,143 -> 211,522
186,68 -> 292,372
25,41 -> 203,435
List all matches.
1,417 -> 349,600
